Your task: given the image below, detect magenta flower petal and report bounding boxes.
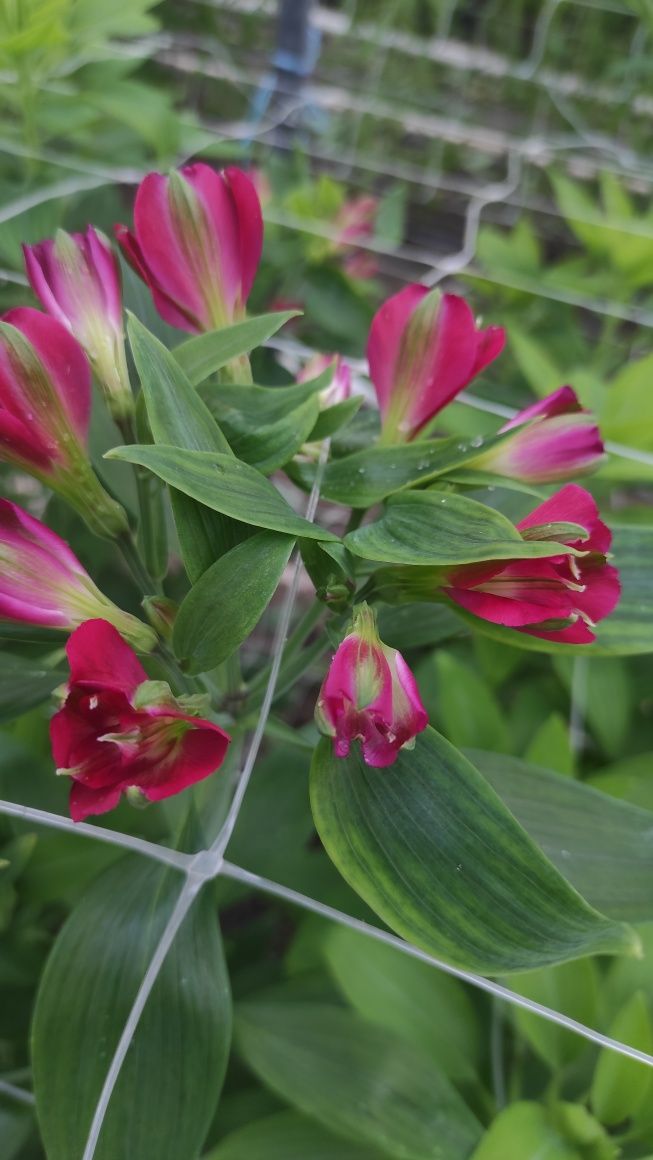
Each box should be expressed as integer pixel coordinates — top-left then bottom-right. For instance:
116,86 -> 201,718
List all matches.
315,604 -> 427,767
222,166 -> 264,301
445,485 -> 620,644
70,781 -> 124,822
367,286 -> 505,442
366,284 -> 428,418
64,617 -> 147,694
502,385 -> 581,430
517,482 -> 611,553
0,409 -> 52,472
1,306 -> 91,445
114,224 -> 198,332
115,163 -> 263,334
137,722 -> 231,802
51,619 -> 231,821
132,172 -> 208,330
0,501 -> 155,648
472,386 -> 605,484
29,226 -> 135,421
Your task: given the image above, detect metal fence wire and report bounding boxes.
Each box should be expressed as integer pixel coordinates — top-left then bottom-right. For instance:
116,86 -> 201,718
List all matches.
1,0 -> 653,1154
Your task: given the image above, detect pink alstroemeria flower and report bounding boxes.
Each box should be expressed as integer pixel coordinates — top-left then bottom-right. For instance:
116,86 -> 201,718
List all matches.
367,285 -> 505,443
298,352 -> 352,408
315,604 -> 428,767
469,386 -> 605,483
23,227 -> 132,419
334,194 -> 379,279
115,163 -> 263,334
0,499 -> 155,651
445,484 -> 620,643
0,307 -> 127,536
51,619 -> 230,821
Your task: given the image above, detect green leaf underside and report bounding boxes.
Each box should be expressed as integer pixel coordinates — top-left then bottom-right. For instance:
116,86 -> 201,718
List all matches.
174,311 -> 301,385
345,491 -> 576,565
292,433 -> 511,507
32,856 -> 231,1160
128,314 -> 241,579
0,655 -> 62,720
472,749 -> 653,923
173,531 -> 295,673
452,524 -> 653,655
310,730 -> 637,974
106,445 -> 338,542
235,1001 -> 482,1160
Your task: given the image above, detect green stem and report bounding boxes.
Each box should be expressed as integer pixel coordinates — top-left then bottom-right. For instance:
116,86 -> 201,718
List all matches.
153,644 -> 195,696
117,532 -> 159,597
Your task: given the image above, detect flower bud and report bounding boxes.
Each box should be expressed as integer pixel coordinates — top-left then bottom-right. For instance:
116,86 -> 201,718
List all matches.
142,595 -> 177,641
468,386 -> 605,484
367,285 -> 505,443
0,308 -> 128,538
334,194 -> 379,279
51,619 -> 230,821
23,228 -> 132,420
0,499 -> 155,651
115,163 -> 263,334
315,603 -> 428,766
299,352 -> 352,408
445,484 -> 620,643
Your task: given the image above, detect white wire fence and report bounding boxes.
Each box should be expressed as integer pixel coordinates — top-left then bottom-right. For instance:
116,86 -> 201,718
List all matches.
1,1 -> 653,1154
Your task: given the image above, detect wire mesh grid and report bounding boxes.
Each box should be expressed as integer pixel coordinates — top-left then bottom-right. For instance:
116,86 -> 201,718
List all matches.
2,0 -> 653,1152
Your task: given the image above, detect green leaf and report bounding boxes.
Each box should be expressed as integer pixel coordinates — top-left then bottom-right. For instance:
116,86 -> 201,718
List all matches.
524,713 -> 575,777
310,730 -> 636,974
473,750 -> 653,922
129,315 -> 231,455
127,314 -> 240,581
212,397 -> 320,473
601,353 -> 653,449
345,491 -> 576,566
453,524 -> 653,656
589,753 -> 653,812
375,603 -> 462,649
292,435 -> 509,507
428,651 -> 510,752
507,328 -> 563,398
201,371 -> 331,428
507,960 -> 600,1069
591,992 -> 653,1125
235,1001 -> 482,1160
0,654 -> 61,721
307,395 -> 363,442
173,531 -> 294,673
32,856 -> 231,1160
205,1111 -> 379,1159
470,1102 -> 607,1160
174,312 -> 301,386
323,925 -> 480,1081
553,656 -> 632,759
106,444 -> 339,542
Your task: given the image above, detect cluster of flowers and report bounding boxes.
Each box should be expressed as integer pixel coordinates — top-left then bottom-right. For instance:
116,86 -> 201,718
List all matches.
0,161 -> 619,808
0,163 -> 264,819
